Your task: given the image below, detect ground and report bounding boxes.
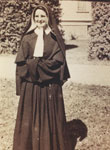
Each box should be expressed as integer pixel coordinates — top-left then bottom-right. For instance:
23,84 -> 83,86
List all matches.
0,40 -> 110,150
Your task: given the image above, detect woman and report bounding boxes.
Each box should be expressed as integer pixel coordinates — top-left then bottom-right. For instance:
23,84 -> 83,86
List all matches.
13,3 -> 71,150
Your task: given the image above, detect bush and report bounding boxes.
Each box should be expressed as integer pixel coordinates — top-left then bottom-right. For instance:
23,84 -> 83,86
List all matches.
0,0 -> 60,54
89,2 -> 110,60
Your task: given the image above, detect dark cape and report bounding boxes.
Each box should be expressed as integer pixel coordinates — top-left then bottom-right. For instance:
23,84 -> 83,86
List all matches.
15,31 -> 70,96
13,31 -> 72,150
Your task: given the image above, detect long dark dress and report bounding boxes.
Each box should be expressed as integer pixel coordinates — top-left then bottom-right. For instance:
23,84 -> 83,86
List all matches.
13,31 -> 71,150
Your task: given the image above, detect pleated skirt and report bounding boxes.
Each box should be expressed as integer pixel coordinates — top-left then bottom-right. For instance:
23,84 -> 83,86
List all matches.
13,81 -> 69,150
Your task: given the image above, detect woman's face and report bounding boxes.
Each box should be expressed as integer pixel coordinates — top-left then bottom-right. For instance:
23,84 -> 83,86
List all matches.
34,9 -> 48,29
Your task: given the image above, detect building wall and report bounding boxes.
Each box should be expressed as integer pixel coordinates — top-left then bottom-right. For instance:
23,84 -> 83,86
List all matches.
59,0 -> 92,40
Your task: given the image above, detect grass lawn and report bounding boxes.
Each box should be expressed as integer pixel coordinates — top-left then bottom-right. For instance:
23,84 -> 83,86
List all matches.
0,40 -> 110,150
64,81 -> 110,150
0,79 -> 110,150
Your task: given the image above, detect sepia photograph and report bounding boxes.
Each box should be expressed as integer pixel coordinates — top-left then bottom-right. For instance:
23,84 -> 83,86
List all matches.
0,0 -> 110,150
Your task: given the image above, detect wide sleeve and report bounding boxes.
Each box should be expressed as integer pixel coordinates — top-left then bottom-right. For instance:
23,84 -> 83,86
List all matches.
27,48 -> 64,82
16,66 -> 22,96
37,49 -> 64,82
15,36 -> 29,95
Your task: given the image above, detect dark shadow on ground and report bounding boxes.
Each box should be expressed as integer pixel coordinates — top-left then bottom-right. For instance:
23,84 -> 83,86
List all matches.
65,44 -> 78,51
65,119 -> 88,150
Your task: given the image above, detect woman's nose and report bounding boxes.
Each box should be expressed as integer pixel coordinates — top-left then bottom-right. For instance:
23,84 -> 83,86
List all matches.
38,16 -> 42,21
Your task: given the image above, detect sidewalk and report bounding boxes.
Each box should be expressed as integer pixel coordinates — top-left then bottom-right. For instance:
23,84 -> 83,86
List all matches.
67,63 -> 110,86
0,55 -> 110,86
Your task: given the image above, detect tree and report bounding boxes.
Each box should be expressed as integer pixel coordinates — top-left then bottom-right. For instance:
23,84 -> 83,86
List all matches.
0,0 -> 60,54
89,2 -> 110,60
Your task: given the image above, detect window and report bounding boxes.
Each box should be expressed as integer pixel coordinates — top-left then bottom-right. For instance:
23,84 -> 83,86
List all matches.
77,2 -> 89,13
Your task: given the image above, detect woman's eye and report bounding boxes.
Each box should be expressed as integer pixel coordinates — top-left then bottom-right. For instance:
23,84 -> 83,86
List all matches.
35,15 -> 46,18
41,15 -> 46,17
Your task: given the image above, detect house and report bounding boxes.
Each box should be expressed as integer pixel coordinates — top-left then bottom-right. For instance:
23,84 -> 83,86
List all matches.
59,0 -> 92,40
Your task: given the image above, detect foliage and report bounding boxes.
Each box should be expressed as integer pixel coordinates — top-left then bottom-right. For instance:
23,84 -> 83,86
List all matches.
89,2 -> 110,60
0,0 -> 60,54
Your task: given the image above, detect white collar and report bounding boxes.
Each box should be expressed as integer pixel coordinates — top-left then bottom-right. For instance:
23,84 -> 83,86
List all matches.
45,27 -> 56,36
34,26 -> 51,35
45,26 -> 51,34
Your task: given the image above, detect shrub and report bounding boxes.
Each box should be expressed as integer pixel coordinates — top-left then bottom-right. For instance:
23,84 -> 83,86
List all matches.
0,0 -> 60,54
89,2 -> 110,60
